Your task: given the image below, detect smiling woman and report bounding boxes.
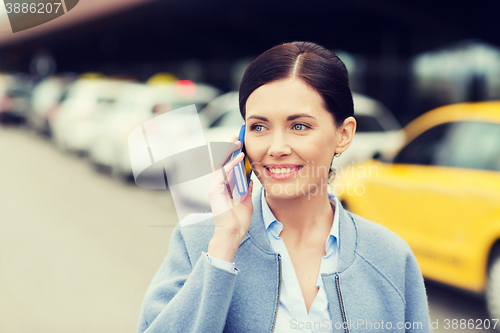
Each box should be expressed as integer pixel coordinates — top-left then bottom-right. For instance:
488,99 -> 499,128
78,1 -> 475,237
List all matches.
244,77 -> 348,198
137,41 -> 432,333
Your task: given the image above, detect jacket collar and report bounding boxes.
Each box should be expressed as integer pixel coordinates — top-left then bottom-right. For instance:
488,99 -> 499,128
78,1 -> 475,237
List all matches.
243,187 -> 357,273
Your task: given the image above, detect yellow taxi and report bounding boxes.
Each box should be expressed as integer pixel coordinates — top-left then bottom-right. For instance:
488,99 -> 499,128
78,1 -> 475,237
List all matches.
332,101 -> 500,321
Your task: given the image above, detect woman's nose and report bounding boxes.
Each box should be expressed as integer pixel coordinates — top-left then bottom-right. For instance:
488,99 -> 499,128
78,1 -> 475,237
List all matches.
267,132 -> 292,157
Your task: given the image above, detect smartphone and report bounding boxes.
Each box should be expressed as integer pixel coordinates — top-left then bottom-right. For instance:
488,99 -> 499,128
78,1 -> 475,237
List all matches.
231,124 -> 253,195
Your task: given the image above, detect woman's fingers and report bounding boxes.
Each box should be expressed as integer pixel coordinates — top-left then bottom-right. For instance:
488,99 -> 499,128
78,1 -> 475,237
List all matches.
220,151 -> 244,185
213,151 -> 244,190
225,151 -> 244,172
209,150 -> 243,192
208,135 -> 246,216
240,179 -> 253,207
221,137 -> 241,166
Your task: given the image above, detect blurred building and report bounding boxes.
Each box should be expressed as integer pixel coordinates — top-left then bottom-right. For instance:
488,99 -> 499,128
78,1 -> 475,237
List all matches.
0,0 -> 499,124
412,40 -> 500,112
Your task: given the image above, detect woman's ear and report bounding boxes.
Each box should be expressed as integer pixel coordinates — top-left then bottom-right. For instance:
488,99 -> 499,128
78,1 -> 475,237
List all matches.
335,116 -> 357,154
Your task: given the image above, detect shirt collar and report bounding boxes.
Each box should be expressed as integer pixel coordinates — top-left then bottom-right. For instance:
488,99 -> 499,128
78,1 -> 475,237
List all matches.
261,188 -> 340,251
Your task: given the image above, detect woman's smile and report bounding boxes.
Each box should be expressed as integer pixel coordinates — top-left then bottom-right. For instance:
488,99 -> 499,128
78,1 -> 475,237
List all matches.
264,164 -> 304,180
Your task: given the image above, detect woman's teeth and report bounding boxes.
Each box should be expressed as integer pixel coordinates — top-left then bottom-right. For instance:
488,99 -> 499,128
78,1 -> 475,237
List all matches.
267,167 -> 301,174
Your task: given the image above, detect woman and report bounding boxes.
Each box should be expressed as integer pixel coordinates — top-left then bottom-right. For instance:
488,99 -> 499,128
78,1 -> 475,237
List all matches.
137,41 -> 431,333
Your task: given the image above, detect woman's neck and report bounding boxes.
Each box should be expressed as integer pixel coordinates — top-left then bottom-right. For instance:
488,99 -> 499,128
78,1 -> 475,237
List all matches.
264,188 -> 334,246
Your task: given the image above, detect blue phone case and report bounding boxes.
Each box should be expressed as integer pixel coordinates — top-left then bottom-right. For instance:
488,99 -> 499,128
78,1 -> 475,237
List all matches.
232,125 -> 252,195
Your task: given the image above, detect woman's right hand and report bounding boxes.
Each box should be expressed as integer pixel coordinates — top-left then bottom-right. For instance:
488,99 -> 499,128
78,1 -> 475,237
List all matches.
207,135 -> 254,263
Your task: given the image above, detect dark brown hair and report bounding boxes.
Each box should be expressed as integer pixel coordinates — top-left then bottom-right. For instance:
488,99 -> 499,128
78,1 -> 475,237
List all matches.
239,41 -> 354,127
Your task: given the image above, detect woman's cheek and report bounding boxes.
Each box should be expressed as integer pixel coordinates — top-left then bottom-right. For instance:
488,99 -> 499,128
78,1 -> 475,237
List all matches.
250,162 -> 264,178
251,168 -> 259,179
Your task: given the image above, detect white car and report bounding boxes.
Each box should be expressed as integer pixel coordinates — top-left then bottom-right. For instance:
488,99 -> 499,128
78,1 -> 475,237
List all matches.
87,81 -> 148,171
333,93 -> 404,168
51,78 -> 127,154
27,75 -> 75,136
88,81 -> 221,182
0,73 -> 33,124
197,90 -> 240,128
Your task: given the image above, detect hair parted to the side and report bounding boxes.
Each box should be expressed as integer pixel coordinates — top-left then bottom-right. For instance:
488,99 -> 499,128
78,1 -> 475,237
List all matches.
238,41 -> 354,128
238,41 -> 354,185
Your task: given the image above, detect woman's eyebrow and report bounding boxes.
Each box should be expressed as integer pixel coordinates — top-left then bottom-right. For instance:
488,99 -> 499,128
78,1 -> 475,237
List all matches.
247,113 -> 317,122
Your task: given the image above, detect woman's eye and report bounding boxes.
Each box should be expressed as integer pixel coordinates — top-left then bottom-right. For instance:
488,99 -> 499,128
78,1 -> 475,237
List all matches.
293,123 -> 308,131
251,124 -> 264,132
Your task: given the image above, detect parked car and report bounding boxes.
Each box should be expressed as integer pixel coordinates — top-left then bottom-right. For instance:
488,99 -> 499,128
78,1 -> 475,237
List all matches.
27,74 -> 76,136
197,90 -> 240,128
87,81 -> 148,172
92,80 -> 221,182
332,101 -> 500,324
51,77 -> 128,154
0,73 -> 33,124
333,93 -> 404,167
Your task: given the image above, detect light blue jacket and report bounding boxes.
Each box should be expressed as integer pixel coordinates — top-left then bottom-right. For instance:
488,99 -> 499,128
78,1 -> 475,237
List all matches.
137,188 -> 432,332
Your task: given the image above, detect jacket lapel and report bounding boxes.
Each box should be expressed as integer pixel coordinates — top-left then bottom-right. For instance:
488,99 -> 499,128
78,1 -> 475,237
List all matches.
229,187 -> 280,332
244,187 -> 275,253
336,201 -> 357,272
321,199 -> 358,327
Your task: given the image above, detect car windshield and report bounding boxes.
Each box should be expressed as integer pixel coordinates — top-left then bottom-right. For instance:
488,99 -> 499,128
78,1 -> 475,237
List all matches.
354,114 -> 385,132
209,109 -> 242,128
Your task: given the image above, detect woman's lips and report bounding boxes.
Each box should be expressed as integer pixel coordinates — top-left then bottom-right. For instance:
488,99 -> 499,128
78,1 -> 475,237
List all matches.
264,166 -> 303,180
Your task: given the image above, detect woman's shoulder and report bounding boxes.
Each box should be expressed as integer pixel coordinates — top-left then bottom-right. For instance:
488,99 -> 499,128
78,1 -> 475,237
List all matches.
346,210 -> 415,261
344,210 -> 424,298
344,210 -> 428,310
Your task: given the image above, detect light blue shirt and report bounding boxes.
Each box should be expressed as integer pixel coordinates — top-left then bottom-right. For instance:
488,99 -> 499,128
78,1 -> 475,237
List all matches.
261,188 -> 340,333
208,189 -> 340,332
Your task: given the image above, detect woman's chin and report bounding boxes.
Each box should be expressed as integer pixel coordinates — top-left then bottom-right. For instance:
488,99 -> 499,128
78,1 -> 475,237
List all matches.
262,183 -> 302,199
262,179 -> 329,199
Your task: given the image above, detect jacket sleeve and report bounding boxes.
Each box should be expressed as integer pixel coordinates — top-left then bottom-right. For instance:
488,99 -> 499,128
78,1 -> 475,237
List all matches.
136,224 -> 239,333
404,249 -> 432,332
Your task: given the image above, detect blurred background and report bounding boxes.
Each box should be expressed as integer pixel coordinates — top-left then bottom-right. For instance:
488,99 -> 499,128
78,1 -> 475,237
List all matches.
1,0 -> 500,332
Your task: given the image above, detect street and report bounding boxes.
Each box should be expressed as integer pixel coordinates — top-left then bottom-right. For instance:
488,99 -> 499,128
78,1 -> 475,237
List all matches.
0,125 -> 177,333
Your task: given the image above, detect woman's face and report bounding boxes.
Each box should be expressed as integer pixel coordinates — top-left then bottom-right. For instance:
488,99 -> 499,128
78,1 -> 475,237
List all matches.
245,77 -> 349,199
